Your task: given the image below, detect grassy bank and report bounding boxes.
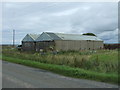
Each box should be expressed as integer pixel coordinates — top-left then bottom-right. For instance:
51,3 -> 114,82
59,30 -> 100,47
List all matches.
2,48 -> 118,74
2,47 -> 119,84
2,55 -> 118,84
0,54 -> 2,59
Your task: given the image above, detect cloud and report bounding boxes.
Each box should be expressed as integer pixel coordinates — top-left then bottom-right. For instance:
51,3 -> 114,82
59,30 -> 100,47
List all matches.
98,28 -> 118,43
52,7 -> 80,16
2,2 -> 118,44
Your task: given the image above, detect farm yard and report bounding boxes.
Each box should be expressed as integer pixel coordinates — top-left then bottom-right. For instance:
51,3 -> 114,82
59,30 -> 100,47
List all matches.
2,45 -> 119,84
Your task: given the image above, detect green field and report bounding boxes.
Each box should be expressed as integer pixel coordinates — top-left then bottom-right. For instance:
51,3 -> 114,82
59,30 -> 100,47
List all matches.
2,46 -> 119,84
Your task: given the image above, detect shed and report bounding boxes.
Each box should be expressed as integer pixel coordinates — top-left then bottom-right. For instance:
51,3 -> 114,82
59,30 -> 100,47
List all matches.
22,34 -> 40,51
36,32 -> 103,51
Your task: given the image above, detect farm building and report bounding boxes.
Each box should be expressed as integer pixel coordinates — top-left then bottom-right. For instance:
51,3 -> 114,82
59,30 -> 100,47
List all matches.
22,34 -> 40,51
22,32 -> 103,51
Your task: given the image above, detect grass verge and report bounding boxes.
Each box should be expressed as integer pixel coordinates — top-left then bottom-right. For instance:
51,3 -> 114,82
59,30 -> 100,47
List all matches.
2,55 -> 118,85
2,49 -> 118,74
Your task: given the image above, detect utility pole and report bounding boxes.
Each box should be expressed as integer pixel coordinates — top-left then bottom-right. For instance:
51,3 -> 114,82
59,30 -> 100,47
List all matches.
13,29 -> 15,47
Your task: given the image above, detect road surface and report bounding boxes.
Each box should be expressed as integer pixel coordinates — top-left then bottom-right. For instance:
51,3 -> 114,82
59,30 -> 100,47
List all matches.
2,61 -> 119,88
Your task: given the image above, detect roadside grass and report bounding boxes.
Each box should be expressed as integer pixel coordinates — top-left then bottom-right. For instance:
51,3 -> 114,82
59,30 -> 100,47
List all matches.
2,47 -> 119,84
2,55 -> 118,84
2,48 -> 118,74
0,53 -> 2,59
0,46 -> 2,59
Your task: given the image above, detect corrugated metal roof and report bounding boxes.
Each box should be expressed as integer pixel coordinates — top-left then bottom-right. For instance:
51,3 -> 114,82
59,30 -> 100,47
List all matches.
22,34 -> 40,42
46,32 -> 62,40
23,32 -> 103,41
36,32 -> 53,41
29,34 -> 40,40
46,32 -> 102,41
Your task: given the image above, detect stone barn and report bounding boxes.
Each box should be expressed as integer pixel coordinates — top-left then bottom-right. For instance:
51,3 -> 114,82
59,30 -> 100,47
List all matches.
35,32 -> 103,51
22,34 -> 40,51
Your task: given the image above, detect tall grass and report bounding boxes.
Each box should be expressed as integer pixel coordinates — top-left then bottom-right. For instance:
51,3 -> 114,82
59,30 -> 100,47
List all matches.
2,56 -> 118,84
2,47 -> 118,74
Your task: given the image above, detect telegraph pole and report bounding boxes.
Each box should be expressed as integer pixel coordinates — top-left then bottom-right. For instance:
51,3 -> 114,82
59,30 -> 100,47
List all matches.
13,29 -> 15,47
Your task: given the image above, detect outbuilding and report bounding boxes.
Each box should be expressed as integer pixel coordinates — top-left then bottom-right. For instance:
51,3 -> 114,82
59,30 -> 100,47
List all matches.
35,32 -> 103,51
22,34 -> 40,51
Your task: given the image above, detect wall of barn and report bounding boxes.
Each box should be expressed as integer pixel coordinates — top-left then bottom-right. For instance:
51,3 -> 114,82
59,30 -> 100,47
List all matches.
36,41 -> 55,52
55,40 -> 103,51
22,40 -> 103,51
22,41 -> 36,51
94,41 -> 104,49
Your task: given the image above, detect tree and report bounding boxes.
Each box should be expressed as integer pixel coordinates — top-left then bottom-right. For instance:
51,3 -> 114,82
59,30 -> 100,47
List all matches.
82,33 -> 96,36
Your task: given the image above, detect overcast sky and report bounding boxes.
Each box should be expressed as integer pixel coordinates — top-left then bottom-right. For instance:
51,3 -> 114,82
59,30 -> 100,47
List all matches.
2,2 -> 118,44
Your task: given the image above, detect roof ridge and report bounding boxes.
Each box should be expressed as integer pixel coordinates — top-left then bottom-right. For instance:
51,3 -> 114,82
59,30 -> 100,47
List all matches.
28,34 -> 40,40
53,33 -> 63,40
44,32 -> 53,40
44,32 -> 98,37
28,34 -> 35,40
54,33 -> 83,36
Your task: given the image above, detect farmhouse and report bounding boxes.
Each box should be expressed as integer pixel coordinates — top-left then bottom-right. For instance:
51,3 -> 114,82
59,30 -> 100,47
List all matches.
22,32 -> 103,51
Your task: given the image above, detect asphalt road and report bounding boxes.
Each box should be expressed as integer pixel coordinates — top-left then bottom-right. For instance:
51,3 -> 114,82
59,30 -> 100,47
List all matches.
2,61 -> 119,88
